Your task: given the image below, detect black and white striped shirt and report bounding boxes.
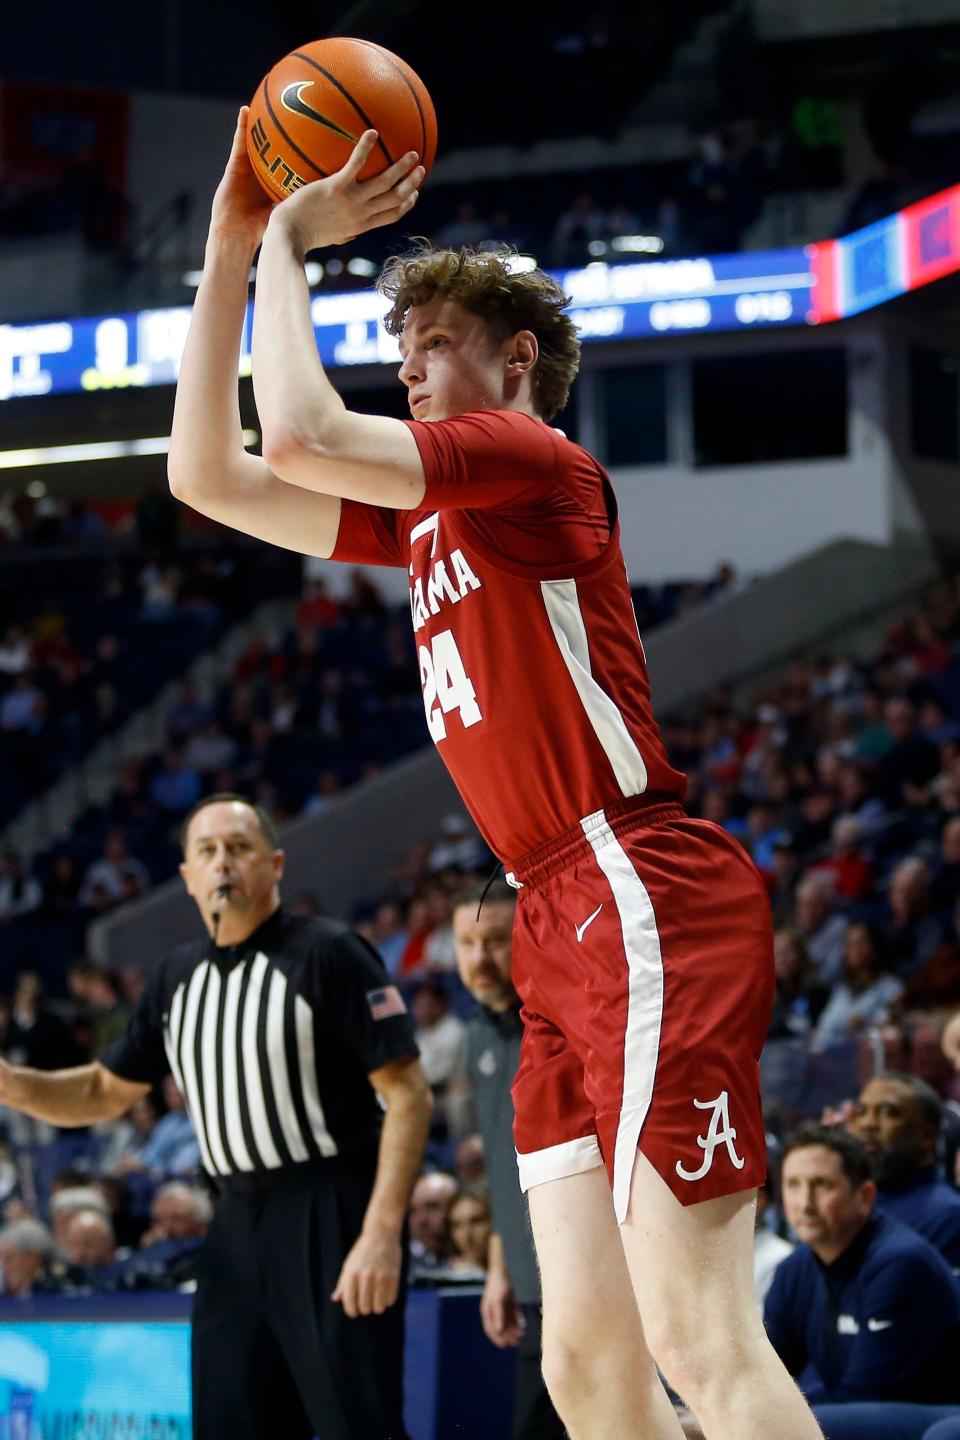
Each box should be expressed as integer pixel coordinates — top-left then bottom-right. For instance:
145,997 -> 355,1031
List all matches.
102,908 -> 418,1179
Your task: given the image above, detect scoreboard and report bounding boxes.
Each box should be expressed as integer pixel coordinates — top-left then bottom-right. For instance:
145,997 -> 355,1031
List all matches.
1,182 -> 958,403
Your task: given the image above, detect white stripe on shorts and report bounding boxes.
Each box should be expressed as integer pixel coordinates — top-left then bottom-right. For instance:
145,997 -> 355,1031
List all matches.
581,807 -> 665,1225
516,1133 -> 604,1193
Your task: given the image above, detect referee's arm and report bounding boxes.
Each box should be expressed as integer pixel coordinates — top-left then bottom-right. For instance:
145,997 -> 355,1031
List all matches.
332,1055 -> 433,1319
0,1057 -> 149,1126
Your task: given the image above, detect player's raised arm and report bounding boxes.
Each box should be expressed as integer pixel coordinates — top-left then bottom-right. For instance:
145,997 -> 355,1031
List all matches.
168,109 -> 344,559
251,132 -> 427,510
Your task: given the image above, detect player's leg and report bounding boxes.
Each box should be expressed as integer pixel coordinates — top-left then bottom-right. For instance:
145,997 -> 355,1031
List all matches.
528,1165 -> 685,1440
620,1152 -> 823,1440
192,1195 -> 312,1440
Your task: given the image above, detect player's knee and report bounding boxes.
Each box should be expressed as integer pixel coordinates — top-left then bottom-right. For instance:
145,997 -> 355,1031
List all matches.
648,1318 -> 760,1408
541,1323 -> 657,1414
540,1329 -> 607,1411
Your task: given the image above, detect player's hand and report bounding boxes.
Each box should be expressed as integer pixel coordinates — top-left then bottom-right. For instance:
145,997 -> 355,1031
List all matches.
209,107 -> 274,249
267,132 -> 424,256
479,1269 -> 524,1348
332,1229 -> 403,1317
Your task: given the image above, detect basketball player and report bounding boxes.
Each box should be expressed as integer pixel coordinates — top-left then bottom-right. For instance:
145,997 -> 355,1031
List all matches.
168,112 -> 823,1440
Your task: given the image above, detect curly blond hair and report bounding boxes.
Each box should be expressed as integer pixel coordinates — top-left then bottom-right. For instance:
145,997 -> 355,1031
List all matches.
378,242 -> 580,421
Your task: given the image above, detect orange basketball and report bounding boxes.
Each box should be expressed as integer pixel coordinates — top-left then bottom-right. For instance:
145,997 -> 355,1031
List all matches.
246,37 -> 437,204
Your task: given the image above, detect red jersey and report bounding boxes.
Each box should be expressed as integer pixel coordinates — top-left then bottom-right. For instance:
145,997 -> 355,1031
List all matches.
332,409 -> 686,860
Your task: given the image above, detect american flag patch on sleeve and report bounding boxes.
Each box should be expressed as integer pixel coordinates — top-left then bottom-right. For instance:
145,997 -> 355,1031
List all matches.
366,986 -> 408,1021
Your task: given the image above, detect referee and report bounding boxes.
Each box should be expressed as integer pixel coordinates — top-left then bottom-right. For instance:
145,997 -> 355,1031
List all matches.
0,794 -> 432,1440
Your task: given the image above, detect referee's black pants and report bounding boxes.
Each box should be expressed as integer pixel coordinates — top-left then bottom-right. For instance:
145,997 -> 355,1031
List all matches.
192,1155 -> 409,1440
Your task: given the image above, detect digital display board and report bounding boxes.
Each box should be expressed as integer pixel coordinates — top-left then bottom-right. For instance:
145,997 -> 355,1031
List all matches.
0,1320 -> 190,1437
1,182 -> 958,402
808,181 -> 960,321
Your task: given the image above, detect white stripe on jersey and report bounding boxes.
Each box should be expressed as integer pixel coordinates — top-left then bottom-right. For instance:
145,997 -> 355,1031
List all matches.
199,964 -> 232,1175
295,995 -> 338,1157
581,808 -> 664,1225
540,579 -> 648,797
221,964 -> 255,1171
265,968 -> 310,1163
241,953 -> 282,1169
163,982 -> 188,1104
177,963 -> 218,1175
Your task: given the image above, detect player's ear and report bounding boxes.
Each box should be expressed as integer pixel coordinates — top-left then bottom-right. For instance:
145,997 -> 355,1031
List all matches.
273,849 -> 286,883
507,330 -> 538,374
178,861 -> 194,896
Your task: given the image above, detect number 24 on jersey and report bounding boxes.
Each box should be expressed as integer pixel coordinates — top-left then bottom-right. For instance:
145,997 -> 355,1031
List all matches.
418,629 -> 483,742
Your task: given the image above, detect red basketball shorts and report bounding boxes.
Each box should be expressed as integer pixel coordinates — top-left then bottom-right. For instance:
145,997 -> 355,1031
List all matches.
506,799 -> 774,1222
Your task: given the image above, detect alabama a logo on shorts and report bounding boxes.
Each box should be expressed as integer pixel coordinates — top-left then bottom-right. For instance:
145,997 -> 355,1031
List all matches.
675,1090 -> 746,1182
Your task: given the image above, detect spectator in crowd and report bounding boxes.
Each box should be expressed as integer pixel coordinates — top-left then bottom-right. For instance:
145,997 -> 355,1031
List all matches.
794,876 -> 849,988
453,879 -> 565,1440
0,625 -> 31,677
455,1135 -> 486,1188
754,1175 -> 793,1309
149,746 -> 202,815
0,849 -> 42,920
49,1186 -> 111,1249
366,901 -> 410,977
877,697 -> 941,809
550,192 -> 608,265
408,1171 -> 457,1275
765,1124 -> 960,1438
82,967 -> 132,1054
139,1181 -> 212,1247
0,1218 -> 54,1298
0,674 -> 44,733
410,979 -> 467,1131
41,851 -> 81,919
59,1209 -> 117,1274
807,818 -> 874,902
883,858 -> 945,978
97,1089 -> 164,1176
444,1190 -> 492,1279
2,970 -> 82,1071
934,818 -> 960,915
126,1074 -> 201,1178
811,923 -> 905,1053
770,834 -> 803,926
902,892 -> 960,1013
168,681 -> 211,744
420,889 -> 458,972
114,1181 -> 212,1288
78,830 -> 150,908
769,929 -> 830,1041
184,718 -> 238,776
848,1073 -> 960,1272
296,577 -> 340,630
426,813 -> 487,874
744,802 -> 785,877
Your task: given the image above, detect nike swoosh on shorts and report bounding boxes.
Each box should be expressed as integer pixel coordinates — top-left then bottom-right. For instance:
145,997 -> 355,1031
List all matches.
575,903 -> 603,942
